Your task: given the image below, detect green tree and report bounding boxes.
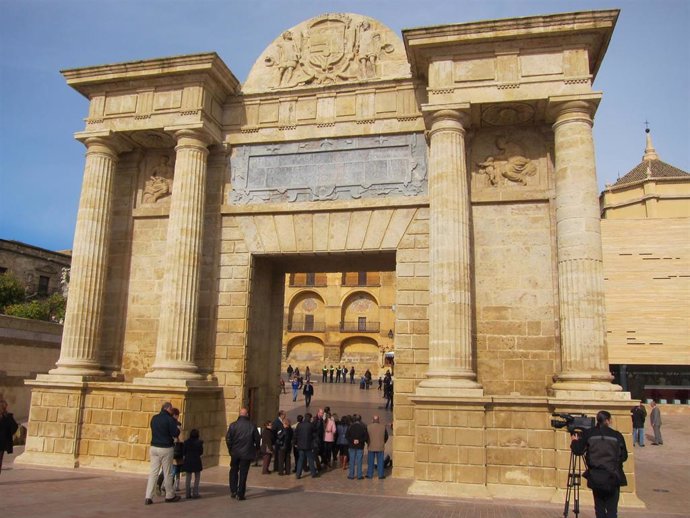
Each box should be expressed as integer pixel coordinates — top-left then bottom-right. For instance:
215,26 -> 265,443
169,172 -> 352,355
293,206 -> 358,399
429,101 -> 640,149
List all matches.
4,292 -> 67,322
0,272 -> 26,311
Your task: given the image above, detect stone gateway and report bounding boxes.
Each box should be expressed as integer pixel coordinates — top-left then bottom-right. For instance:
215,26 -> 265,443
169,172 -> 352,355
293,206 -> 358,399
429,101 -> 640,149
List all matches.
18,10 -> 642,507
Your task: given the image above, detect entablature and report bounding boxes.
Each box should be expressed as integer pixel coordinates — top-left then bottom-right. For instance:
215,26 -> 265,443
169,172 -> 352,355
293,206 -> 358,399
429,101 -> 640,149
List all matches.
63,53 -> 239,140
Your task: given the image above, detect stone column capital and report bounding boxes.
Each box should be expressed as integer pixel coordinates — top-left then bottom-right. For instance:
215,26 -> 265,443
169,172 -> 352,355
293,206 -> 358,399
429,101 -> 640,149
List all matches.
422,104 -> 471,136
75,131 -> 132,157
172,128 -> 213,153
547,94 -> 601,127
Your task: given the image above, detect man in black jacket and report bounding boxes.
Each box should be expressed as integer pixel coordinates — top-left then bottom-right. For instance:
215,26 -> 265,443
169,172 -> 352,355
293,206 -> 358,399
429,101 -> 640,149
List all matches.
630,401 -> 647,447
272,410 -> 286,472
145,402 -> 180,505
346,414 -> 369,480
226,408 -> 261,501
303,380 -> 314,408
294,412 -> 318,478
571,410 -> 628,518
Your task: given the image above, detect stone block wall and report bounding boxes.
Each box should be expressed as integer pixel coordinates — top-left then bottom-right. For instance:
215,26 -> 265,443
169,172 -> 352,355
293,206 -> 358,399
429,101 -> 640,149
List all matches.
473,203 -> 558,396
409,398 -> 637,502
20,383 -> 223,471
0,315 -> 61,421
392,207 -> 430,479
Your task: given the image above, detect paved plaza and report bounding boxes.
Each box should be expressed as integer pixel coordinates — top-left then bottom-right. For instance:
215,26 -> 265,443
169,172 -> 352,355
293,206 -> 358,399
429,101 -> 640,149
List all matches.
2,383 -> 688,517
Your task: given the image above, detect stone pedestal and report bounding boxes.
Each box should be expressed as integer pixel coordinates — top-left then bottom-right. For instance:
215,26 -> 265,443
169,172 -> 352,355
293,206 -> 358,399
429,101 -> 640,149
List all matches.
417,107 -> 482,396
15,379 -> 224,471
147,130 -> 211,380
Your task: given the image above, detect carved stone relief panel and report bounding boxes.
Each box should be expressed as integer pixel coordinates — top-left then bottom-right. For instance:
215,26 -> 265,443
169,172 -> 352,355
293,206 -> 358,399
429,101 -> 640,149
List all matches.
137,148 -> 176,207
229,133 -> 427,205
244,13 -> 411,93
470,126 -> 548,194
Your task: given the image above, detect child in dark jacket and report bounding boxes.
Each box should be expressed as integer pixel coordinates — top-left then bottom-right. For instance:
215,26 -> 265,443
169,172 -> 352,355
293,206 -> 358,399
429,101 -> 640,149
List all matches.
182,429 -> 203,499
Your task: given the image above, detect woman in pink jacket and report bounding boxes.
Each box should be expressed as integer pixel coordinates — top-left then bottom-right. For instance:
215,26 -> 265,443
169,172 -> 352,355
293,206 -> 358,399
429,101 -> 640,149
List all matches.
323,411 -> 337,470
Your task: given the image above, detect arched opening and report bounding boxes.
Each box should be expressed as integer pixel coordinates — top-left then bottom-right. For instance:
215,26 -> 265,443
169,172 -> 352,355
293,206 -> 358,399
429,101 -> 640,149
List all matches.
285,335 -> 325,370
340,336 -> 380,376
340,291 -> 380,333
287,291 -> 326,332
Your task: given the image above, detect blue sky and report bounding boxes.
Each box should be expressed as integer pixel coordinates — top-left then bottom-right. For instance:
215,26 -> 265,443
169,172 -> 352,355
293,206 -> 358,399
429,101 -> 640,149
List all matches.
1,0 -> 688,251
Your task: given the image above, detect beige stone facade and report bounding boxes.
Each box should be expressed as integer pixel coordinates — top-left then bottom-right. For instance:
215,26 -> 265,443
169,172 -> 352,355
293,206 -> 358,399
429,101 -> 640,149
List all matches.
600,131 -> 690,401
281,272 -> 396,377
20,10 -> 642,505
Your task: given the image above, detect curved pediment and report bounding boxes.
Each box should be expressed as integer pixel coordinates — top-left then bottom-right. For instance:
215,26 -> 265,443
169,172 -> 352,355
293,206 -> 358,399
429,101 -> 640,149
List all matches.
243,13 -> 410,94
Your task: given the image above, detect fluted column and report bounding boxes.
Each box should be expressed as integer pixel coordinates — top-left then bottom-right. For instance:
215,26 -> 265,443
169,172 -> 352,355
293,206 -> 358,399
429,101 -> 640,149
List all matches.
417,109 -> 482,396
549,100 -> 623,397
50,136 -> 119,377
146,129 -> 210,380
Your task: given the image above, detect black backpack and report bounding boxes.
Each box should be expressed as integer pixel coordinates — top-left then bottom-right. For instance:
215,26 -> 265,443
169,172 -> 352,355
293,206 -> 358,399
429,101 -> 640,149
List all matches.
584,430 -> 621,492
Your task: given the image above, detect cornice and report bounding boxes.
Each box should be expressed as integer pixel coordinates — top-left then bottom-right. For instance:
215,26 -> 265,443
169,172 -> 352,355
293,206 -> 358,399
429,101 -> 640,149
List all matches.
62,52 -> 240,99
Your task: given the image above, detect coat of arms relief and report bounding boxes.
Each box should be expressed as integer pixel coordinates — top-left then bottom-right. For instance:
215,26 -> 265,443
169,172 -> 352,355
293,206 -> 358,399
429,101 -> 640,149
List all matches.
263,14 -> 396,88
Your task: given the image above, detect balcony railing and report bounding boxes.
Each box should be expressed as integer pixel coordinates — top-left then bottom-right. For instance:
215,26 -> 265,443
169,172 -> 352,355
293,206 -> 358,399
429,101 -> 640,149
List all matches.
289,280 -> 328,287
339,321 -> 380,333
286,322 -> 326,332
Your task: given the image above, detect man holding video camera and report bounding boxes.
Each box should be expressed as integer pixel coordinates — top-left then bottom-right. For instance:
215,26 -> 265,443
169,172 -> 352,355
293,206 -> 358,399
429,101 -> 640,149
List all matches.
570,410 -> 628,518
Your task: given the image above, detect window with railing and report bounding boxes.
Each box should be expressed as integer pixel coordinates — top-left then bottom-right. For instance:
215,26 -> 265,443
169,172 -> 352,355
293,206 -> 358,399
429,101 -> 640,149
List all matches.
289,272 -> 327,287
341,271 -> 381,287
287,319 -> 326,332
339,320 -> 380,333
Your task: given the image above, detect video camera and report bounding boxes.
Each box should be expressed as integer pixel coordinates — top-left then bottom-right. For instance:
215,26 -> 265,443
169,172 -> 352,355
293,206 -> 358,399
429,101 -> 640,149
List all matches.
551,413 -> 595,434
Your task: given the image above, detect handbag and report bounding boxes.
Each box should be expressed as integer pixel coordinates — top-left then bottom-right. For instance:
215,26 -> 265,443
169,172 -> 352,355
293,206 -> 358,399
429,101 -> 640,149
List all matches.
583,467 -> 619,492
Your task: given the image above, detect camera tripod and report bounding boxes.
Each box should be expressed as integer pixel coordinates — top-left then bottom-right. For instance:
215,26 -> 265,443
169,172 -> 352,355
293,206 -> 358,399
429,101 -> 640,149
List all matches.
563,450 -> 584,517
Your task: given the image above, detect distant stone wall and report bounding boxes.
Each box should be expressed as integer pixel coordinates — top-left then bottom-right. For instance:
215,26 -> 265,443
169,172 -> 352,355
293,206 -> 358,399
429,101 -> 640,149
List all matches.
0,315 -> 61,421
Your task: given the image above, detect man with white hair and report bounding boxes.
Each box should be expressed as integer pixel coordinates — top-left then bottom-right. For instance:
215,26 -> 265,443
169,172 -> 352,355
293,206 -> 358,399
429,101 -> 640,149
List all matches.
366,415 -> 388,479
145,402 -> 180,505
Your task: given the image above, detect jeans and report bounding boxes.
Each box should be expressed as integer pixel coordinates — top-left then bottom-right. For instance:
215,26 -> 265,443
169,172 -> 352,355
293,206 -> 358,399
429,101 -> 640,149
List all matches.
292,388 -> 298,401
146,446 -> 174,499
185,471 -> 200,497
366,450 -> 385,479
632,427 -> 645,446
348,448 -> 364,479
593,486 -> 620,518
229,457 -> 251,498
296,449 -> 317,478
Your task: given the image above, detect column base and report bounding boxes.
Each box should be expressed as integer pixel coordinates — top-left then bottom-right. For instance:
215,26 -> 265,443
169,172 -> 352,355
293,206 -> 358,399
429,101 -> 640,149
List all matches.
133,376 -> 216,388
145,360 -> 204,381
49,362 -> 106,379
416,373 -> 484,397
550,373 -> 629,400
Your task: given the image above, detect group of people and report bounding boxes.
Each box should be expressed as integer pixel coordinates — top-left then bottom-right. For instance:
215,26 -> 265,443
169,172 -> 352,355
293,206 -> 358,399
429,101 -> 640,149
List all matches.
286,364 -> 362,385
144,402 -> 204,505
131,396 -> 661,516
630,399 -> 663,447
222,406 -> 391,501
